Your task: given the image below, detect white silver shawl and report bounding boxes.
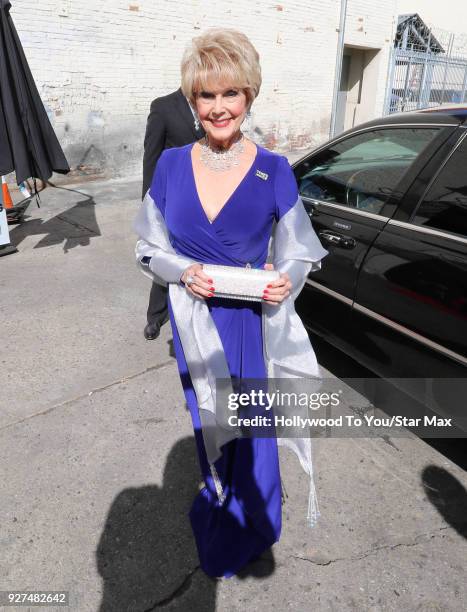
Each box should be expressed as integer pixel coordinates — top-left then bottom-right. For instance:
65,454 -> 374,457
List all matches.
134,191 -> 329,526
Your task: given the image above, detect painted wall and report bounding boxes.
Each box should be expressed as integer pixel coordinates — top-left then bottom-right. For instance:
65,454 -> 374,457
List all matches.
10,0 -> 397,182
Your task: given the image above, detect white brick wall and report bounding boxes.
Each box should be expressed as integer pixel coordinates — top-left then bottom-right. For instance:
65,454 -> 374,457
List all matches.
9,0 -> 397,180
345,0 -> 398,121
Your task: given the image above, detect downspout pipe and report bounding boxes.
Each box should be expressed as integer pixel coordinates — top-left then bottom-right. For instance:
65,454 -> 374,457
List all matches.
329,0 -> 348,139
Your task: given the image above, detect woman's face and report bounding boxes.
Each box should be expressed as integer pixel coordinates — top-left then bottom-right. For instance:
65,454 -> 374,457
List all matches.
194,81 -> 248,148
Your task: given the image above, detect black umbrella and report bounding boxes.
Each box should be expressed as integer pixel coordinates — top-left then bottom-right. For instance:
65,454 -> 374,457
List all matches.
0,0 -> 70,193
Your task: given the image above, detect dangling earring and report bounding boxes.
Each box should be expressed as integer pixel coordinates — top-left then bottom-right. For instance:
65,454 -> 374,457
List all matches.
193,111 -> 200,131
243,109 -> 252,133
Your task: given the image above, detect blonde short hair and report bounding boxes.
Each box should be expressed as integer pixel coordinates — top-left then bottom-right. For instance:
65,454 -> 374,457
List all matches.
181,28 -> 261,110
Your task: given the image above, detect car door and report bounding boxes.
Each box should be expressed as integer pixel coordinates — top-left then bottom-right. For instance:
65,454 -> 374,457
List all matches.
353,127 -> 467,382
293,124 -> 447,348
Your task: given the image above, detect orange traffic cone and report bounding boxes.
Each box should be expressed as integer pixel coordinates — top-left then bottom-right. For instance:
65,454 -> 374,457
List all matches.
1,176 -> 13,209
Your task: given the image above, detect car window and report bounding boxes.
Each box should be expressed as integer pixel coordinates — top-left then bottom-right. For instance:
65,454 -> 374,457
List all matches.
294,127 -> 440,215
412,134 -> 467,238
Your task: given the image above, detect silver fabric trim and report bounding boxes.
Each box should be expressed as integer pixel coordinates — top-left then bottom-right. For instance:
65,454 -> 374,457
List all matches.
210,463 -> 226,505
133,192 -> 329,526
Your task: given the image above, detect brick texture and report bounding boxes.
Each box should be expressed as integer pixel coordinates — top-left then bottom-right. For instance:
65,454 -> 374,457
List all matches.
9,0 -> 397,180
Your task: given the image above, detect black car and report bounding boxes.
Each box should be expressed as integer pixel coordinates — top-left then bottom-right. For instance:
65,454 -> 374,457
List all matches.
293,106 -> 467,431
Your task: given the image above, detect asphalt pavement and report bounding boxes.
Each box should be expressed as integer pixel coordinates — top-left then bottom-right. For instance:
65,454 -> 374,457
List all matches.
1,168 -> 466,612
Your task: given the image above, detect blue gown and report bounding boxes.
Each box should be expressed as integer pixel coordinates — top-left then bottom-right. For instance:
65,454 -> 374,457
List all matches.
149,142 -> 300,578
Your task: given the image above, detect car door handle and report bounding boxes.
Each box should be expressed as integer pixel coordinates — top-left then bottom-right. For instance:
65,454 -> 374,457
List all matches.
319,230 -> 356,249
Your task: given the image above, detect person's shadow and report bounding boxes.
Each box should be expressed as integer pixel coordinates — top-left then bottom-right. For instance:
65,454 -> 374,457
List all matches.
96,436 -> 276,611
9,184 -> 101,253
96,437 -> 275,612
421,465 -> 467,538
96,437 -> 215,611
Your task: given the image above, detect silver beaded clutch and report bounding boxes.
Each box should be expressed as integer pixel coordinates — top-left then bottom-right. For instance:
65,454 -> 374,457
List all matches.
203,264 -> 280,302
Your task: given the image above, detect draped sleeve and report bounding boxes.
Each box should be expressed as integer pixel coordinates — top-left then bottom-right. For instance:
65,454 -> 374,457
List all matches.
271,155 -> 329,293
134,150 -> 197,285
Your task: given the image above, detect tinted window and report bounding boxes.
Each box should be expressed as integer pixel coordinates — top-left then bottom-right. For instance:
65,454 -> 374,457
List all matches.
412,134 -> 467,238
294,127 -> 439,214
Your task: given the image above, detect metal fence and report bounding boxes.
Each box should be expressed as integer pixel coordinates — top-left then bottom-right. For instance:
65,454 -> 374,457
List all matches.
384,19 -> 467,115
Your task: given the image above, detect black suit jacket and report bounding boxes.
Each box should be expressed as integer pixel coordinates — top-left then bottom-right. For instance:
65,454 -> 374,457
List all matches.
142,87 -> 205,199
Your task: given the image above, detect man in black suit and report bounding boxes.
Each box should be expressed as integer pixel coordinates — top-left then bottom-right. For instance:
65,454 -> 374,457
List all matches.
142,87 -> 205,340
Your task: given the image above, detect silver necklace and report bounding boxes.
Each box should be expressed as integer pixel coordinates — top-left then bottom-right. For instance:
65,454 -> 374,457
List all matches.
200,133 -> 245,171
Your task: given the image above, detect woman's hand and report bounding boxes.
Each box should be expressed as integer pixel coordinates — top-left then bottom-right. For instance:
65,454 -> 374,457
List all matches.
181,263 -> 215,299
262,263 -> 292,304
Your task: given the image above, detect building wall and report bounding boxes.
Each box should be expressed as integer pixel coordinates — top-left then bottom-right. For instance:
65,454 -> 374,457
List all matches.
345,0 -> 398,120
10,0 -> 397,181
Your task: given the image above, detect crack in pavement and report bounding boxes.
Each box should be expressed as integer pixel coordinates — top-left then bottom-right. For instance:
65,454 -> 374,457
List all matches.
0,359 -> 175,432
145,565 -> 201,610
291,525 -> 451,566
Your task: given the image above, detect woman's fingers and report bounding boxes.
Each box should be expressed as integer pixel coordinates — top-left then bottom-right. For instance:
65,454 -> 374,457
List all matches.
191,282 -> 214,298
182,264 -> 215,298
262,285 -> 291,302
262,291 -> 290,304
264,280 -> 289,292
263,273 -> 291,299
191,268 -> 214,295
187,282 -> 214,298
263,272 -> 291,304
195,267 -> 212,283
188,285 -> 213,299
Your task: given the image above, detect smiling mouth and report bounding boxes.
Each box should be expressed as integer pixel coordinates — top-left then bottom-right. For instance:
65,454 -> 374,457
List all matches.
211,118 -> 231,127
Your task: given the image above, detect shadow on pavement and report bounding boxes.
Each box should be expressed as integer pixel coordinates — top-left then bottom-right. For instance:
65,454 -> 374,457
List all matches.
96,437 -> 216,611
421,465 -> 467,539
96,433 -> 278,610
236,547 -> 276,579
9,184 -> 101,253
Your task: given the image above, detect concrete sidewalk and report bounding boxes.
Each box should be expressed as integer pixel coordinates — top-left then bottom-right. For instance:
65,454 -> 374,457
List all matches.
1,174 -> 466,611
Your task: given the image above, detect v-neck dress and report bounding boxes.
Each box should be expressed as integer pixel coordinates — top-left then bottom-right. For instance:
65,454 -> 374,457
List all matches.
149,142 -> 300,578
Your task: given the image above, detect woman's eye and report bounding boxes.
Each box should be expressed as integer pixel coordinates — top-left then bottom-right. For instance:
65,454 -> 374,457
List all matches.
198,90 -> 238,100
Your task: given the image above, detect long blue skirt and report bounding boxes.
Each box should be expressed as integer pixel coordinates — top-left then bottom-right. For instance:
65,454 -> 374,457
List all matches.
168,295 -> 282,578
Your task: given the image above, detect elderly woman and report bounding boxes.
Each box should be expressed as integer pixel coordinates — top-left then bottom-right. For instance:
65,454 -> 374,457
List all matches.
134,28 -> 328,579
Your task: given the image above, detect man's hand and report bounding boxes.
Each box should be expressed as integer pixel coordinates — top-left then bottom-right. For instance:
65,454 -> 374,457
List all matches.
181,264 -> 215,299
262,263 -> 291,304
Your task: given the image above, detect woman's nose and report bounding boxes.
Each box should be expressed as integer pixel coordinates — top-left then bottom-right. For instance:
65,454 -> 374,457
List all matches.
213,94 -> 225,114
